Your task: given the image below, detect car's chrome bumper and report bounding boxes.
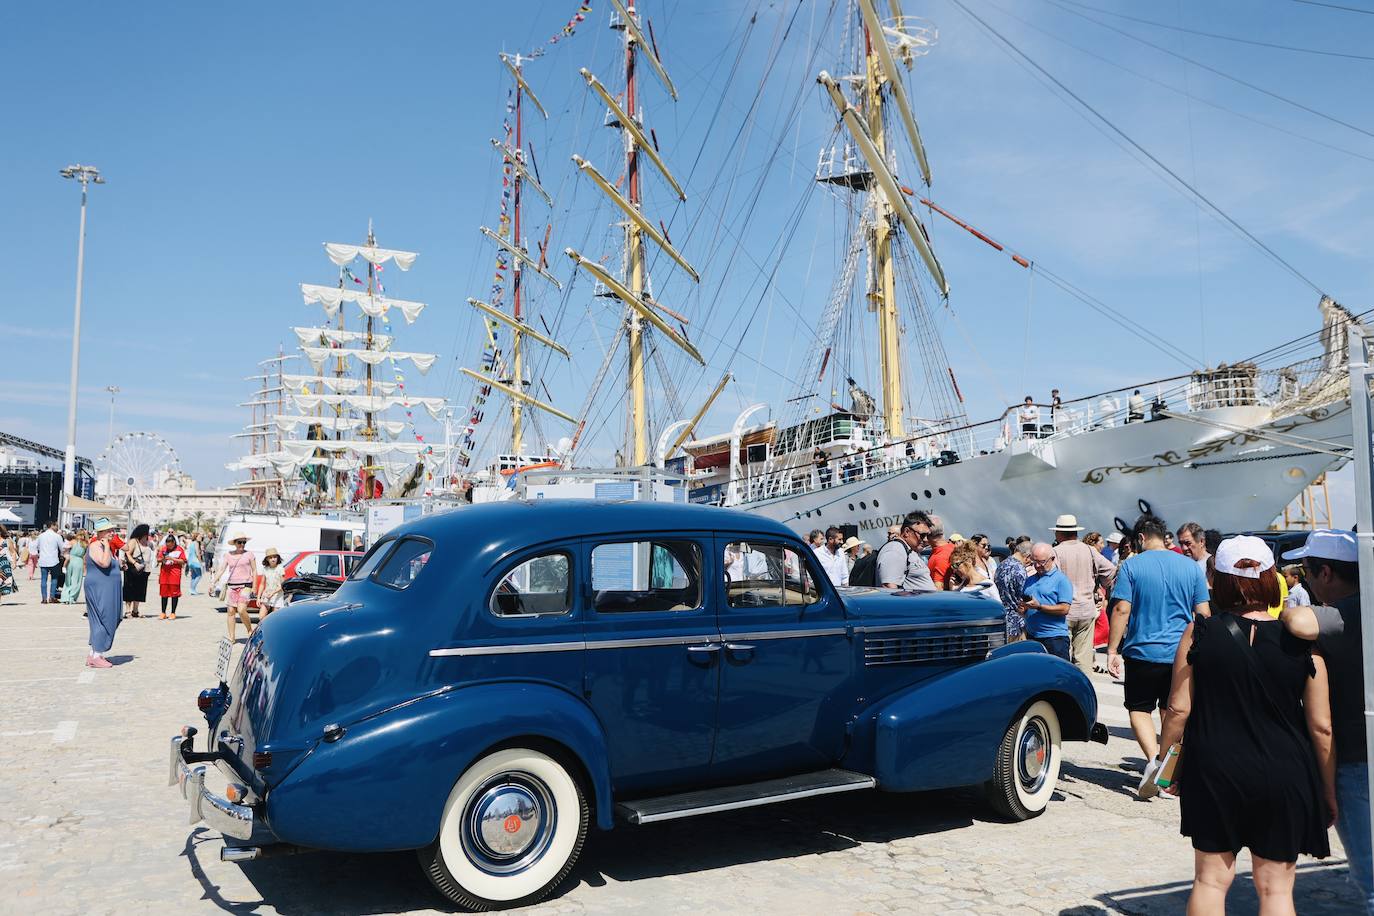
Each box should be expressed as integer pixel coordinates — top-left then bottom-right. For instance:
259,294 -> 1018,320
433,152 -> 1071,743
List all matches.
168,732 -> 254,841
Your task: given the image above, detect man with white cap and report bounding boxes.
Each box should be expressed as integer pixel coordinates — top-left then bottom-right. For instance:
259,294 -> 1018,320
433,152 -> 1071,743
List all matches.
1283,529 -> 1370,912
1052,514 -> 1116,675
1103,531 -> 1124,563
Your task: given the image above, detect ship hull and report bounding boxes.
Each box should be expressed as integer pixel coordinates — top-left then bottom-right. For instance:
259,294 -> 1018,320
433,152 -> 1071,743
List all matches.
739,401 -> 1352,541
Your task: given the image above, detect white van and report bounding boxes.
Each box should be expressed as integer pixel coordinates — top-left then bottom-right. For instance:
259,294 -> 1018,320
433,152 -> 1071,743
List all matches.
212,513 -> 365,569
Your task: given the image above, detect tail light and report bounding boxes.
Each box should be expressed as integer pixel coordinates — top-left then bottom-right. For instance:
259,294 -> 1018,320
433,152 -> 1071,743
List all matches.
197,687 -> 219,711
252,752 -> 273,770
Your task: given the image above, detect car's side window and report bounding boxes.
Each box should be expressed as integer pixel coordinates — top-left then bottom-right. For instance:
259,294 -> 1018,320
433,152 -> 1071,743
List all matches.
317,554 -> 342,578
296,554 -> 319,576
490,552 -> 572,617
724,541 -> 820,608
590,540 -> 702,613
373,538 -> 433,590
349,541 -> 393,580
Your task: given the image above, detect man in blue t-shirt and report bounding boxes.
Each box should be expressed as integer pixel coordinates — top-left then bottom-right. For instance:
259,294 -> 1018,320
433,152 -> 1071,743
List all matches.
1021,542 -> 1074,661
1106,514 -> 1210,766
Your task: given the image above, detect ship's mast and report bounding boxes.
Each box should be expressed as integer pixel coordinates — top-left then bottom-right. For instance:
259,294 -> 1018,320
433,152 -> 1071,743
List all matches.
865,26 -> 904,440
511,63 -> 527,454
624,7 -> 648,465
363,221 -> 377,500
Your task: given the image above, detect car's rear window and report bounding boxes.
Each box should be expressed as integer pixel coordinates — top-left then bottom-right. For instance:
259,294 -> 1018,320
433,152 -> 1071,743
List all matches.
373,538 -> 432,590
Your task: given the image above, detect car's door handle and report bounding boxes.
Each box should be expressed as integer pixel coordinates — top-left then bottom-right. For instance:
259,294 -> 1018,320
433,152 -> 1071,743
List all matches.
686,643 -> 721,655
723,643 -> 755,652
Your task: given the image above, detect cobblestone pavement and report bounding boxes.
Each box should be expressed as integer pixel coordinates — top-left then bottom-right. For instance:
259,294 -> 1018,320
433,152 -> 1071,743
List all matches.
0,583 -> 1361,915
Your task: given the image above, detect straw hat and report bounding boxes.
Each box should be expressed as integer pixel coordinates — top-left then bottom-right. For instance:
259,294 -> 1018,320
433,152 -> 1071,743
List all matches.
228,531 -> 249,544
264,547 -> 280,560
92,517 -> 115,534
841,536 -> 864,552
1050,514 -> 1084,532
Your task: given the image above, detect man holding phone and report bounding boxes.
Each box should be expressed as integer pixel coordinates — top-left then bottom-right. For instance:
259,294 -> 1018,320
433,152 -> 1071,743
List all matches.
1021,542 -> 1074,661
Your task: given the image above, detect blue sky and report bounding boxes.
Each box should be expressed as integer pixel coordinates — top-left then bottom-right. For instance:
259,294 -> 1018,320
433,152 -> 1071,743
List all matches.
2,0 -> 1368,522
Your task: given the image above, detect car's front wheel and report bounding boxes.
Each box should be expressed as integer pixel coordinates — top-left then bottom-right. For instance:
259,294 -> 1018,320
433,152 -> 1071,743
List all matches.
418,747 -> 588,911
985,699 -> 1062,821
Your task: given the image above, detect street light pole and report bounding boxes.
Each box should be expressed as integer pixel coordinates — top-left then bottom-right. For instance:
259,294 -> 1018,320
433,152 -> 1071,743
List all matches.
105,385 -> 120,447
59,164 -> 105,515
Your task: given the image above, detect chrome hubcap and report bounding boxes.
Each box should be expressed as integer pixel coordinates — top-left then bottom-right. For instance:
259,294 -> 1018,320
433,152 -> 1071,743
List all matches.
461,772 -> 556,875
1017,717 -> 1050,794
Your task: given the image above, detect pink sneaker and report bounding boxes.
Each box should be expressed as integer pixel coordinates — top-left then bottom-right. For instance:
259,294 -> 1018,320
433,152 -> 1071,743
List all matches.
87,655 -> 113,669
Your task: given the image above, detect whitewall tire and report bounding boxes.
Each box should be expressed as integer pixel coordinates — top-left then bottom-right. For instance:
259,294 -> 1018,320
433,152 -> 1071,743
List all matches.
985,699 -> 1062,821
419,747 -> 588,910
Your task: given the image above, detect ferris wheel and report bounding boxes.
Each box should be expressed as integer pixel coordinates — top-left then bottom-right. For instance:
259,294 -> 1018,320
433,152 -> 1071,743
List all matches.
96,432 -> 181,519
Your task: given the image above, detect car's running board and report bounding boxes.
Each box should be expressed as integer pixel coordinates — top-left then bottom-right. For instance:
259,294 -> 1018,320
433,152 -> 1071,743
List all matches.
616,769 -> 876,825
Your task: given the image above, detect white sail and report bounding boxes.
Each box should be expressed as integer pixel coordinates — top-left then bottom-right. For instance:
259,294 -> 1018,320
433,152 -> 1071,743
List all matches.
300,346 -> 438,374
281,374 -> 385,394
271,415 -> 363,433
292,326 -> 393,349
300,284 -> 427,323
323,242 -> 418,270
289,392 -> 449,419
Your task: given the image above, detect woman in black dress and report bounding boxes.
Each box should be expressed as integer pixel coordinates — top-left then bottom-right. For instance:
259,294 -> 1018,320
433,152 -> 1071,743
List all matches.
1155,536 -> 1335,915
120,524 -> 152,618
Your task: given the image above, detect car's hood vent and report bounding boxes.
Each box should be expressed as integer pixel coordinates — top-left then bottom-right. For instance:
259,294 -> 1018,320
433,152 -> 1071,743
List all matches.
863,625 -> 1006,667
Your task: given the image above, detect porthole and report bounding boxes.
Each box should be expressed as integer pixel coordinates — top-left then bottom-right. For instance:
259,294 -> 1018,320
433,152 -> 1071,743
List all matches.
924,490 -> 932,499
873,499 -> 879,508
848,503 -> 855,511
859,501 -> 867,510
815,508 -> 822,516
910,492 -> 919,500
938,488 -> 946,496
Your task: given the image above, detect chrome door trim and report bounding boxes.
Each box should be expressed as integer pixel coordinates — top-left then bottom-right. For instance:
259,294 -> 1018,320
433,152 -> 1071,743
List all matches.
720,627 -> 847,641
586,634 -> 721,650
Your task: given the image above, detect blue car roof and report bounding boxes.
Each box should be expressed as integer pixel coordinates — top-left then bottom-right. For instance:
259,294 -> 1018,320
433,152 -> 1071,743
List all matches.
390,499 -> 798,549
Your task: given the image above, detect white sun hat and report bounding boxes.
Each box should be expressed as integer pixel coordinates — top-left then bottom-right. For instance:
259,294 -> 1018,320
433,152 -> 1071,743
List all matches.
1214,535 -> 1275,579
1281,529 -> 1357,564
1050,514 -> 1084,531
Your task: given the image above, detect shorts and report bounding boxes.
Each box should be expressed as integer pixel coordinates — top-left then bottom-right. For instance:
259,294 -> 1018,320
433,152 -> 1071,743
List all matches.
225,585 -> 252,607
1032,635 -> 1070,661
1124,657 -> 1173,713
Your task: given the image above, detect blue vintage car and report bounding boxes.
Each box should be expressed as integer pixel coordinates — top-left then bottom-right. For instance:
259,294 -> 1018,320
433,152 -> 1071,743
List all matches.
170,501 -> 1105,910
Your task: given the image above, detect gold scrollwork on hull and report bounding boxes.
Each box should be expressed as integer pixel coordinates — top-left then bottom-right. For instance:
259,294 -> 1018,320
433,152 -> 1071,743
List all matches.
1080,406 -> 1337,485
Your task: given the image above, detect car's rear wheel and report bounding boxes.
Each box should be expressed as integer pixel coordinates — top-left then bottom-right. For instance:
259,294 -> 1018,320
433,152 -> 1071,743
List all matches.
985,699 -> 1062,821
418,747 -> 588,911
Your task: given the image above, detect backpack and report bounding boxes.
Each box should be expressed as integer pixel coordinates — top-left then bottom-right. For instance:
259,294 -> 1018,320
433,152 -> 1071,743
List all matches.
850,539 -> 909,587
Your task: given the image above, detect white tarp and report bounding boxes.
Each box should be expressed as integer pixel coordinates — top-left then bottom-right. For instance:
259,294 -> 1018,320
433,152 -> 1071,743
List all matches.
300,284 -> 427,324
323,242 -> 418,271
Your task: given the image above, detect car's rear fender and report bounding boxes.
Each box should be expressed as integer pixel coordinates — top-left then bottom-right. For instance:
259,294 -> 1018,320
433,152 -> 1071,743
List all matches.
264,681 -> 615,852
849,652 -> 1097,792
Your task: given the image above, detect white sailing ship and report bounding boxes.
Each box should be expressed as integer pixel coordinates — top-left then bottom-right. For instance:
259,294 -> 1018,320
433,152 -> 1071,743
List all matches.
228,230 -> 459,509
677,0 -> 1361,539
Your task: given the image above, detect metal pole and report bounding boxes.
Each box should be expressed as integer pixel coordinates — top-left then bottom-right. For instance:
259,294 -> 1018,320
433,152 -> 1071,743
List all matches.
61,178 -> 91,515
105,385 -> 120,446
1346,323 -> 1374,870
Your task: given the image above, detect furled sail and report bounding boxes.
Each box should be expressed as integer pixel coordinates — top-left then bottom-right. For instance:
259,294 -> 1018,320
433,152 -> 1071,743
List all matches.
323,242 -> 418,270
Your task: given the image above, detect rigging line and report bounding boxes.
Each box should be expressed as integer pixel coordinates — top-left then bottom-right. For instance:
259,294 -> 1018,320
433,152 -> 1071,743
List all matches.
979,0 -> 1374,165
1038,0 -> 1374,142
1033,266 -> 1200,369
1291,0 -> 1374,12
948,0 -> 1328,298
1053,0 -> 1374,61
1174,0 -> 1206,365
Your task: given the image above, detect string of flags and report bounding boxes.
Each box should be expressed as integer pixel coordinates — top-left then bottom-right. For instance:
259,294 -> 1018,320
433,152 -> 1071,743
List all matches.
520,2 -> 593,59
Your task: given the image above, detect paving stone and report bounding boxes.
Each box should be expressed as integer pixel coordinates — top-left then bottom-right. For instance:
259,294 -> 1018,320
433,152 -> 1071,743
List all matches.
0,586 -> 1362,914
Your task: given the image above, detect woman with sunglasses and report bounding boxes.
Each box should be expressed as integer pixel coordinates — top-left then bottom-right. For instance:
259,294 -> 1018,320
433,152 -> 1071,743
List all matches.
215,533 -> 257,641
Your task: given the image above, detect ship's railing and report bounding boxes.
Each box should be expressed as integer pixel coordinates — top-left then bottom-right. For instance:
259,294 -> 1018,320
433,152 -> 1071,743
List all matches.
729,356 -> 1329,506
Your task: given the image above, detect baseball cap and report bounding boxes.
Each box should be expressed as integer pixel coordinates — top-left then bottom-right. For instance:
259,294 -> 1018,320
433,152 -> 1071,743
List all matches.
1215,536 -> 1274,580
1282,529 -> 1357,564
1105,531 -> 1125,544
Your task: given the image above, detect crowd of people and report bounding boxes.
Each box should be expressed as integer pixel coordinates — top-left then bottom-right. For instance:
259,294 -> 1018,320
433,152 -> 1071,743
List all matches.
804,510 -> 1368,914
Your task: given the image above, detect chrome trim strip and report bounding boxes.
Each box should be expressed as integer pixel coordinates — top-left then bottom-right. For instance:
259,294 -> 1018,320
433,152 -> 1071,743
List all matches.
722,627 -> 846,641
587,634 -> 721,650
627,776 -> 876,824
430,641 -> 585,657
429,626 -> 853,658
856,618 -> 1004,634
